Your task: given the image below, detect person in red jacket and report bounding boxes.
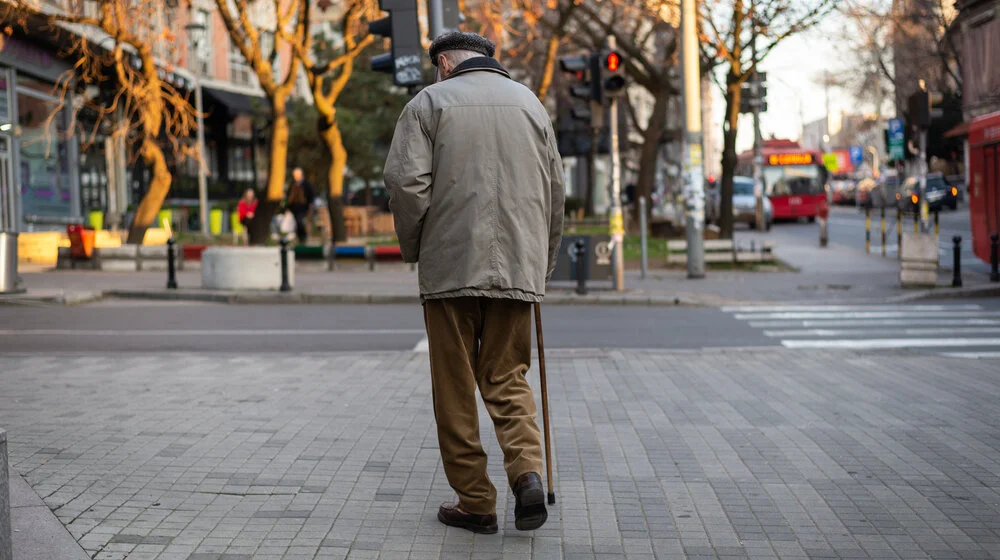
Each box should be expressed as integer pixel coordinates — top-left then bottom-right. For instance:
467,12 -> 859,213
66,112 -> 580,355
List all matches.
236,188 -> 258,244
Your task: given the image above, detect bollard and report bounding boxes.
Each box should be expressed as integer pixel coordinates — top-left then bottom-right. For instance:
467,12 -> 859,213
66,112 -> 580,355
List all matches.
992,233 -> 1000,282
952,236 -> 963,287
326,243 -> 336,272
166,238 -> 178,289
639,197 -> 648,280
897,208 -> 903,260
880,208 -> 887,257
934,211 -> 939,236
865,207 -> 871,253
913,212 -> 919,233
573,239 -> 588,296
279,239 -> 291,292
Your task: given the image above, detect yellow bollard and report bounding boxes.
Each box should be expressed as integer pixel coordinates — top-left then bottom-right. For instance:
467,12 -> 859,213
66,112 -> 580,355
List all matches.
913,212 -> 919,233
881,208 -> 887,257
934,211 -> 939,236
865,208 -> 871,254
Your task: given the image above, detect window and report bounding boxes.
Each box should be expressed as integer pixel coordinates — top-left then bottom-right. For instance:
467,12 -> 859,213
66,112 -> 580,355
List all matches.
192,9 -> 212,77
229,39 -> 252,86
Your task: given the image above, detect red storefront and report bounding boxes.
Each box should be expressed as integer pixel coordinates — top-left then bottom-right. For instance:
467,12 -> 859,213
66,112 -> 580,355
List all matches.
968,111 -> 1000,264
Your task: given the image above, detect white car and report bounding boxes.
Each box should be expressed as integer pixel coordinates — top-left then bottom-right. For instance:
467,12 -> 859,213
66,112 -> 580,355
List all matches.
724,176 -> 773,230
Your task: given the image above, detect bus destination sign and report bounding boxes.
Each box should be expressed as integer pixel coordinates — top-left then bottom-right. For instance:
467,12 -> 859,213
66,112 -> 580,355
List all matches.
768,153 -> 813,166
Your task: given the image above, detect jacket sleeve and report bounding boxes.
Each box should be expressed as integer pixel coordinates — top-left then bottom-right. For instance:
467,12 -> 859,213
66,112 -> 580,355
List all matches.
545,124 -> 565,282
385,103 -> 433,263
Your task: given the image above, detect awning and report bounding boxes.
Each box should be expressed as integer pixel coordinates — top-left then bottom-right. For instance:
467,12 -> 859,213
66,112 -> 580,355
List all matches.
944,120 -> 972,139
204,87 -> 266,116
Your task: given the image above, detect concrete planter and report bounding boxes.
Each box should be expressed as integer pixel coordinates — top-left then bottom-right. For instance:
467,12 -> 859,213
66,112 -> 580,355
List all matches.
900,232 -> 939,287
201,246 -> 293,290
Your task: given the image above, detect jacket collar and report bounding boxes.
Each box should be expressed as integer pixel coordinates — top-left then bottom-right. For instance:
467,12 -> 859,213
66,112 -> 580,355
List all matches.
446,57 -> 511,80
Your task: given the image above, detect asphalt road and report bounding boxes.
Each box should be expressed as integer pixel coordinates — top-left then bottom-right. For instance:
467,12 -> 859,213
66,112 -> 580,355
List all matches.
0,301 -> 771,353
3,299 -> 1000,357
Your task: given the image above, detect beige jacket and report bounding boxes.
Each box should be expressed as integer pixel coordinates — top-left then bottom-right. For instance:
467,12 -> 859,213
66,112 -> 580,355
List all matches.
384,58 -> 564,302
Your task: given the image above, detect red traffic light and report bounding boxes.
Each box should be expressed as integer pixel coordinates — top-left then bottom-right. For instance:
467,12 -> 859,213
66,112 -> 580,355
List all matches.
606,52 -> 620,71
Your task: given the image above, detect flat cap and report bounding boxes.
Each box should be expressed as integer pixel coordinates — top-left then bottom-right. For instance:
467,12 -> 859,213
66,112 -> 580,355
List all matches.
429,32 -> 496,66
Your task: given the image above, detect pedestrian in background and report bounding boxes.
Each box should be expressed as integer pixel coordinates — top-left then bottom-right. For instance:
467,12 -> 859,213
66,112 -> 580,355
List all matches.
384,31 -> 564,535
286,168 -> 316,244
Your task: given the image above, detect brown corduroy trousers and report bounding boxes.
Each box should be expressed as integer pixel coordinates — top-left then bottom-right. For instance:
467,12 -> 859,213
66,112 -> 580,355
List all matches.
423,297 -> 544,515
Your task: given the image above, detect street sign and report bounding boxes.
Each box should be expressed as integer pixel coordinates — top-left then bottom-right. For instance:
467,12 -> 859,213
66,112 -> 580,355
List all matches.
849,146 -> 864,168
888,118 -> 905,161
822,153 -> 838,172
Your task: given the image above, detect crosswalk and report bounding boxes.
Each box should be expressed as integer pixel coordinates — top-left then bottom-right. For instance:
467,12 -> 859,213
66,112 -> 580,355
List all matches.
723,303 -> 1000,358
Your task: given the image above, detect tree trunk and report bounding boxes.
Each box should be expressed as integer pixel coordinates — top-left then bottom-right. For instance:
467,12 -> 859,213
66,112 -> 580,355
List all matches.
321,118 -> 348,243
536,34 -> 560,102
719,72 -> 741,240
633,88 -> 668,226
248,98 -> 290,244
126,138 -> 171,244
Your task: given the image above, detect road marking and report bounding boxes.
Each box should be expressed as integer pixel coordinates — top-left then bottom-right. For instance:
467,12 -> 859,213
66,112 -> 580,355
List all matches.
940,352 -> 1000,359
723,304 -> 981,313
749,318 -> 1000,328
780,338 -> 1000,350
412,337 -> 429,352
0,329 -> 426,336
764,327 -> 1000,338
735,311 -> 1000,320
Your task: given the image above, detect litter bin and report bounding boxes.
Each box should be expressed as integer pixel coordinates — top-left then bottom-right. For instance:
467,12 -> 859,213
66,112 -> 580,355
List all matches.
67,224 -> 96,260
0,231 -> 22,293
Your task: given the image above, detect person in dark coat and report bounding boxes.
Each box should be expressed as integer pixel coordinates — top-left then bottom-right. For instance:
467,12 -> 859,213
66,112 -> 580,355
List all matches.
286,168 -> 316,244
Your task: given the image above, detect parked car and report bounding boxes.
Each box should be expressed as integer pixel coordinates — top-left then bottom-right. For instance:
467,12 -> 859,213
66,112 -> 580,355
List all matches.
708,176 -> 772,230
898,174 -> 959,213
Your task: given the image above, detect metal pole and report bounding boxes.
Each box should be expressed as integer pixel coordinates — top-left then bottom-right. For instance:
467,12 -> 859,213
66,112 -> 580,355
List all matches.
865,207 -> 871,253
681,0 -> 705,278
280,239 -> 291,292
607,36 -> 625,292
574,239 -> 587,296
532,302 -> 556,506
195,71 -> 209,237
639,196 -> 648,279
428,0 -> 444,40
919,129 -> 929,232
991,233 -> 1000,282
166,238 -> 178,289
934,211 -> 939,236
897,208 -> 903,260
750,0 -> 765,232
952,236 -> 962,287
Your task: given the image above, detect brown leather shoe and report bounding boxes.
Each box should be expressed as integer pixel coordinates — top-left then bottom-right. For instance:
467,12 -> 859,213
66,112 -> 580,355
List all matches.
437,503 -> 498,534
513,473 -> 547,530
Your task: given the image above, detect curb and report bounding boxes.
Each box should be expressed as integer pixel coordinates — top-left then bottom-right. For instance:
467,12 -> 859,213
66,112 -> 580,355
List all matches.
887,284 -> 1000,302
103,290 -> 708,307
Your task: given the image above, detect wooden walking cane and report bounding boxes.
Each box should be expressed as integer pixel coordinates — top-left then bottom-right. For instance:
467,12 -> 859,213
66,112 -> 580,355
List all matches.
533,302 -> 556,505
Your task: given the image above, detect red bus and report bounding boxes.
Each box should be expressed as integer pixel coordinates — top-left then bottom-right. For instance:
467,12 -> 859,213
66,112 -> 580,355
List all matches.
737,139 -> 829,221
968,111 -> 1000,264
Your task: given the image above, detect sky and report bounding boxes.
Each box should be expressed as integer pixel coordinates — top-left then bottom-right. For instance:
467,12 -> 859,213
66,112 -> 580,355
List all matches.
712,11 -> 859,154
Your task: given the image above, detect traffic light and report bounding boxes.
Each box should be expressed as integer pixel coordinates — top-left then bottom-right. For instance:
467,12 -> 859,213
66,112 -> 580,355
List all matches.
369,0 -> 423,87
560,55 -> 593,122
598,49 -> 626,99
907,83 -> 944,129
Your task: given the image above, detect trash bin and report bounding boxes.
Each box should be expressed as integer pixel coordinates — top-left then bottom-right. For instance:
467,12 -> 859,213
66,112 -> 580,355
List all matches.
67,224 -> 96,260
0,231 -> 22,293
210,208 -> 224,236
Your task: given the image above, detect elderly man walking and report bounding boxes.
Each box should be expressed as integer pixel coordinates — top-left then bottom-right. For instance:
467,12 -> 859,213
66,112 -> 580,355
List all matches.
384,32 -> 564,534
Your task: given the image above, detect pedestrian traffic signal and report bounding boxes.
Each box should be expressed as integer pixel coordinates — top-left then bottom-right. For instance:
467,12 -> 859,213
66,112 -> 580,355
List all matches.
907,82 -> 944,129
599,49 -> 626,98
369,0 -> 423,87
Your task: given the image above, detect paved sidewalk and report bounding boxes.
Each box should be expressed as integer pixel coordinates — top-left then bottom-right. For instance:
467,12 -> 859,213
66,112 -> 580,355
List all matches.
2,349 -> 999,559
7,227 -> 999,306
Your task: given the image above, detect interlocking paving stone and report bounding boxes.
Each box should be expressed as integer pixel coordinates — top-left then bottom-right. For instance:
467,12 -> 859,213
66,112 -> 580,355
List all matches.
1,350 -> 999,558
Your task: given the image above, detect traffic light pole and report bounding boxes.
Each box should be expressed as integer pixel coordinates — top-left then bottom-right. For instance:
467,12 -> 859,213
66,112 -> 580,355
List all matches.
681,0 -> 705,278
428,0 -> 443,39
607,37 -> 625,292
750,1 -> 765,232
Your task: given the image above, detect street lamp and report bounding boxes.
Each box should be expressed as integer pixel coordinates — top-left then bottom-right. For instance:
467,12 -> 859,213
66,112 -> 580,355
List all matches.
185,18 -> 210,237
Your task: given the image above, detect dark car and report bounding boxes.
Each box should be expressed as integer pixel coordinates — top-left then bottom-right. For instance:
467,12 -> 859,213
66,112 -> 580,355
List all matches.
898,174 -> 959,213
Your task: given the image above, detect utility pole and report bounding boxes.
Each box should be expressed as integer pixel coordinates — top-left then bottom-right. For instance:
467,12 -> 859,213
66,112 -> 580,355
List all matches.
606,36 -> 625,291
428,0 -> 443,39
750,0 -> 765,232
681,0 -> 705,278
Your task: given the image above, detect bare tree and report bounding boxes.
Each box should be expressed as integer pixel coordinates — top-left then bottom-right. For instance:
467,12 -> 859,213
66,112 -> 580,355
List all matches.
701,0 -> 835,239
215,0 -> 310,243
4,0 -> 199,244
